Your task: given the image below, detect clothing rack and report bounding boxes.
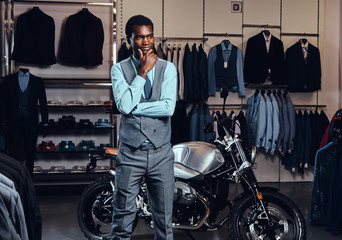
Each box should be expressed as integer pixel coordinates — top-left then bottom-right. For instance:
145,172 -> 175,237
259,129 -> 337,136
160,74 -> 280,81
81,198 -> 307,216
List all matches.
294,104 -> 326,108
242,24 -> 281,29
245,83 -> 288,89
203,33 -> 243,38
208,104 -> 248,109
160,37 -> 208,42
280,32 -> 319,37
12,0 -> 113,5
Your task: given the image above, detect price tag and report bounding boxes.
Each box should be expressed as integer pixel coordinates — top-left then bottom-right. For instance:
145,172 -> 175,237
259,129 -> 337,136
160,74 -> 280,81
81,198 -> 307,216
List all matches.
224,62 -> 228,68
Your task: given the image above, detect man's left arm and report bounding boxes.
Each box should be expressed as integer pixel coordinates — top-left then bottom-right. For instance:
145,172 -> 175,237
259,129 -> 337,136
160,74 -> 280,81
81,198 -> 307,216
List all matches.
132,62 -> 177,117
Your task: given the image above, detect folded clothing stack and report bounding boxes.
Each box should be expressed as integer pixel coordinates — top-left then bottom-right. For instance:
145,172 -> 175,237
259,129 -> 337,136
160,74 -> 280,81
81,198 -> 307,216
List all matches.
94,166 -> 110,173
58,115 -> 76,128
33,166 -> 44,174
47,166 -> 65,174
58,141 -> 76,151
65,100 -> 83,106
87,100 -> 103,106
79,140 -> 96,151
38,141 -> 56,152
71,165 -> 86,173
95,119 -> 113,128
97,143 -> 111,151
76,119 -> 94,129
47,100 -> 62,106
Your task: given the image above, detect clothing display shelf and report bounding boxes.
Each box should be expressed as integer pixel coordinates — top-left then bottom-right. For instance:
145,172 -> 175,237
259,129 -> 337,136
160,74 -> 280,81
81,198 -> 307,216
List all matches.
34,78 -> 116,186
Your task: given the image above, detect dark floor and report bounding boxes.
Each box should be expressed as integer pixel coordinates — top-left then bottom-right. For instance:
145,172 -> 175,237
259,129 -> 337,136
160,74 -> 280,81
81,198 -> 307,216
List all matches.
37,182 -> 342,240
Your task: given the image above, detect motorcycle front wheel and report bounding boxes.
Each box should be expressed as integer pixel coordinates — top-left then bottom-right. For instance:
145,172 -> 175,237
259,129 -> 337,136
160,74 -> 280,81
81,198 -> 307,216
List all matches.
78,175 -> 114,240
228,191 -> 306,240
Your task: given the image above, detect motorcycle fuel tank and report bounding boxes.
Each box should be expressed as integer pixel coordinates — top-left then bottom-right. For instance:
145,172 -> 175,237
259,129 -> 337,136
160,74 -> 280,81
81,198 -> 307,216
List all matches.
173,142 -> 225,179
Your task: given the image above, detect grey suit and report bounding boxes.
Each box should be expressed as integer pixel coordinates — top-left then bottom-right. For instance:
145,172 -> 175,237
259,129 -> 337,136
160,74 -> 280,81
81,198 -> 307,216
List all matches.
246,93 -> 267,148
111,58 -> 175,240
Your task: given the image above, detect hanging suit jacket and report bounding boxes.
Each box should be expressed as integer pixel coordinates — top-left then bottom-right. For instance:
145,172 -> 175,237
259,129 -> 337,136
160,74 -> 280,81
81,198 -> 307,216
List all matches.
0,72 -> 48,131
11,7 -> 56,65
246,92 -> 267,147
59,9 -> 104,66
183,44 -> 193,102
244,32 -> 286,85
198,44 -> 209,101
286,41 -> 321,92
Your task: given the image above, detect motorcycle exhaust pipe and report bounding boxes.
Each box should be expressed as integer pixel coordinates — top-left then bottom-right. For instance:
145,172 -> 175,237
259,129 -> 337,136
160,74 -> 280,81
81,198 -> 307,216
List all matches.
172,195 -> 210,230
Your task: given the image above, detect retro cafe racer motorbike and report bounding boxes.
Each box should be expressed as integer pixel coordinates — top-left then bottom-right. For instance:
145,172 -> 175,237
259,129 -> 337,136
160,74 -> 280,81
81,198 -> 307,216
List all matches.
77,115 -> 306,240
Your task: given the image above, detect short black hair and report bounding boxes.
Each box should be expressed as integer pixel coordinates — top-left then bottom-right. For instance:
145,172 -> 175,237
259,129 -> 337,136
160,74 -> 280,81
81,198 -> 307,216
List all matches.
125,15 -> 154,43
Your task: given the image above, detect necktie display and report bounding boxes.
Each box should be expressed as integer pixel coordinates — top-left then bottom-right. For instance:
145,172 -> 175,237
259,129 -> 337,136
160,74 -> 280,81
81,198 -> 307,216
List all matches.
144,75 -> 152,100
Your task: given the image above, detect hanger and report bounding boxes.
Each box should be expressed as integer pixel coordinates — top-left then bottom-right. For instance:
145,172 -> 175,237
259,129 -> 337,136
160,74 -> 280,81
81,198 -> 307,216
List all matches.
254,89 -> 260,96
261,25 -> 270,37
222,33 -> 230,48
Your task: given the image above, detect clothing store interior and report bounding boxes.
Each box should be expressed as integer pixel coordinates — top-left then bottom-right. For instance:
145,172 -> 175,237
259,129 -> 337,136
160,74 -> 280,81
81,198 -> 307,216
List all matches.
0,0 -> 341,239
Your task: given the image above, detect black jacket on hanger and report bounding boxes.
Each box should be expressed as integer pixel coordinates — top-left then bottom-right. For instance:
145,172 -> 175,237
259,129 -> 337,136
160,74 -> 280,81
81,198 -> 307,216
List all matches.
59,8 -> 104,66
244,32 -> 286,85
11,7 -> 56,65
183,44 -> 193,102
286,41 -> 321,92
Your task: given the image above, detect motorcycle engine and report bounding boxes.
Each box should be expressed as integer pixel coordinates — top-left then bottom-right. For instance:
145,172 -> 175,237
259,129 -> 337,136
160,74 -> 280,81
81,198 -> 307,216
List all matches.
173,181 -> 207,228
173,181 -> 197,205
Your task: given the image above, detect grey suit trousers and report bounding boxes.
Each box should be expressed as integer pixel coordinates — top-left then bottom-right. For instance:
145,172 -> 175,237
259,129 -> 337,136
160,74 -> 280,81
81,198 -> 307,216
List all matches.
111,142 -> 174,240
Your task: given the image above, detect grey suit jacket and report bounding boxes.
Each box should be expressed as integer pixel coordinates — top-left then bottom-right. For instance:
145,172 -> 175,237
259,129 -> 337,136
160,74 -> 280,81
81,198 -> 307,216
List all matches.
0,182 -> 28,240
262,94 -> 273,150
270,93 -> 280,153
246,93 -> 267,148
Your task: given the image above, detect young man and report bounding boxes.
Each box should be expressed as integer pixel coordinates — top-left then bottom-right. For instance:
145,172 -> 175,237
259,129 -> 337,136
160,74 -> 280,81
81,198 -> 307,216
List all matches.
110,15 -> 177,240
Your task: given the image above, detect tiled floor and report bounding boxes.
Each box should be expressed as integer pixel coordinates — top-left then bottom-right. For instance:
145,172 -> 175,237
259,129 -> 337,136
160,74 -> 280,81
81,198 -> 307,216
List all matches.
38,182 -> 341,240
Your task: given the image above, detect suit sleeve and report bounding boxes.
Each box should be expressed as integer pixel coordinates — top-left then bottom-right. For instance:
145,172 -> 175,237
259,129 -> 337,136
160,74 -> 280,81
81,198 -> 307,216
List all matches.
38,79 -> 49,124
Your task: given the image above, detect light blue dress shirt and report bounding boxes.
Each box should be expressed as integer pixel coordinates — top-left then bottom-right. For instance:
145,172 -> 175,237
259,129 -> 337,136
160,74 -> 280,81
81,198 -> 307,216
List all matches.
208,42 -> 245,97
111,55 -> 177,117
18,70 -> 30,92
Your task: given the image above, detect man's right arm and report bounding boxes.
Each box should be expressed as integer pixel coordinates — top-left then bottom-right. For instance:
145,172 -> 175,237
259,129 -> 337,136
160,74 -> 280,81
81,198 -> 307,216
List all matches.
111,63 -> 146,115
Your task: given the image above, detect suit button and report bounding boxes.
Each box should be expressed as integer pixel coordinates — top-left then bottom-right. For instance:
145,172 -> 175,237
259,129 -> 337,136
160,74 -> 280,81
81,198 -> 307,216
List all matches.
153,129 -> 156,132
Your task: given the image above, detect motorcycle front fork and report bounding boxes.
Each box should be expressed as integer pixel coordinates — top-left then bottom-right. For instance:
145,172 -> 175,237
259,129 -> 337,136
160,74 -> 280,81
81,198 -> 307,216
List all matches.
242,168 -> 271,222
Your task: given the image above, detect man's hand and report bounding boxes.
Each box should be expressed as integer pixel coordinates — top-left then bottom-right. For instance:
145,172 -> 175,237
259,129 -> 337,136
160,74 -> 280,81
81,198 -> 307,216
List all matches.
103,100 -> 114,114
138,49 -> 158,79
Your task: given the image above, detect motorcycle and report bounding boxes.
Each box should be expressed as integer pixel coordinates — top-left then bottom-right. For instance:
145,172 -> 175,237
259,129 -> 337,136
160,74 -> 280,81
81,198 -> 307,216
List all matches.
77,115 -> 307,240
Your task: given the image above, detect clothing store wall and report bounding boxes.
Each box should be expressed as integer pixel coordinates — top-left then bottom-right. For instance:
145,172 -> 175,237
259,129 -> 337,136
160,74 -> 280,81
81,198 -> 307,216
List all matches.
117,0 -> 341,182
3,0 -> 114,169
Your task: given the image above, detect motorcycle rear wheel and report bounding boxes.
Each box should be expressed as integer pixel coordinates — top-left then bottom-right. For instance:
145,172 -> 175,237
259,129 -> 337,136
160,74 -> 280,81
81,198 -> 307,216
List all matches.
227,191 -> 306,240
77,175 -> 139,240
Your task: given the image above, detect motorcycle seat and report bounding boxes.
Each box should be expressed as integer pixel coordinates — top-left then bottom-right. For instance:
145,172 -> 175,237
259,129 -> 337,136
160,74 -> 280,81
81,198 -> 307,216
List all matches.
105,147 -> 118,156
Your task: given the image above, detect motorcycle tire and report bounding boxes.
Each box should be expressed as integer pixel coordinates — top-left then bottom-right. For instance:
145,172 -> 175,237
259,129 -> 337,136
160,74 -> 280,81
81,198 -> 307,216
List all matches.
77,175 -> 139,240
227,191 -> 306,240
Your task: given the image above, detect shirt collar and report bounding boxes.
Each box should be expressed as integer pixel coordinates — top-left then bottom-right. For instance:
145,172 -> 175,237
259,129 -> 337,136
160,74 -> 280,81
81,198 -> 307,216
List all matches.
263,32 -> 272,41
220,41 -> 232,51
18,70 -> 30,78
301,41 -> 309,49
